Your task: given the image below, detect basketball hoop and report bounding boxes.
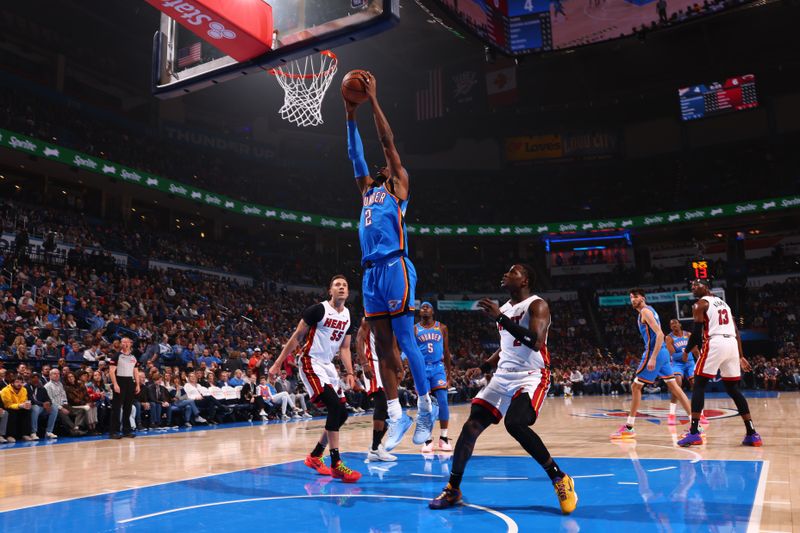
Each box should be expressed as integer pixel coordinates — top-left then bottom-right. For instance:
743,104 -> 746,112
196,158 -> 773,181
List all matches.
269,50 -> 338,127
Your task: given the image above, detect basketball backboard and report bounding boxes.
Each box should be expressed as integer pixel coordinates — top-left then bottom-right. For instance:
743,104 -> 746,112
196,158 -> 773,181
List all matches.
152,0 -> 399,98
675,288 -> 726,322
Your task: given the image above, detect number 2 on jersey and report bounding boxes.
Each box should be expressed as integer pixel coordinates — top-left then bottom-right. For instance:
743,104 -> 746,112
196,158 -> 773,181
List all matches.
364,208 -> 372,226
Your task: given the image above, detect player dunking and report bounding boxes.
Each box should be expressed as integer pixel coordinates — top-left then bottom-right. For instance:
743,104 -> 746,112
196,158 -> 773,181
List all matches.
345,73 -> 435,450
611,288 -> 693,440
356,318 -> 398,462
415,302 -> 453,453
665,319 -> 702,426
429,264 -> 577,514
677,279 -> 762,447
269,275 -> 361,482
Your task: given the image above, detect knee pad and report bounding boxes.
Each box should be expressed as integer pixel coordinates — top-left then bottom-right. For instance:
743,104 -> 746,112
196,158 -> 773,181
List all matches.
337,401 -> 349,429
372,390 -> 388,421
433,388 -> 449,421
318,386 -> 342,432
504,395 -> 536,433
469,402 -> 499,427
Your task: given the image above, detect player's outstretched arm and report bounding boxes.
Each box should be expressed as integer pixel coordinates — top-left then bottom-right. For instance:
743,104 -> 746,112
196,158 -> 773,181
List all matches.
338,335 -> 356,389
270,319 -> 309,375
345,98 -> 372,196
442,324 -> 453,383
355,319 -> 371,377
364,75 -> 409,200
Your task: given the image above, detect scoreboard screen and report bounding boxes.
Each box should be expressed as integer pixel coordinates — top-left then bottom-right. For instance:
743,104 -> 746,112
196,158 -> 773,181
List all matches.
425,0 -> 753,55
679,74 -> 759,121
691,260 -> 710,281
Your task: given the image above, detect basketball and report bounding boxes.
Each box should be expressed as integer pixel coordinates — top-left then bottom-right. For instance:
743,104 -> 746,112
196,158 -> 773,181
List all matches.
341,70 -> 370,105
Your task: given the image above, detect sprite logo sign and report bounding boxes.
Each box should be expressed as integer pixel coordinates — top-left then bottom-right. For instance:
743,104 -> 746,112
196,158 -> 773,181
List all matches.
1,127 -> 799,236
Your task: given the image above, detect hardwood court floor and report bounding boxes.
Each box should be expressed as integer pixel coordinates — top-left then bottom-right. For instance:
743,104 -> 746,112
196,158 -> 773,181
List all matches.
0,392 -> 797,532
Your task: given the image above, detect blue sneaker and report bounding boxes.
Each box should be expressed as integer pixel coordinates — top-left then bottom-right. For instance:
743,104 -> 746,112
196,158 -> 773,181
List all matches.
742,432 -> 763,447
413,403 -> 438,445
677,432 -> 704,447
384,413 -> 413,451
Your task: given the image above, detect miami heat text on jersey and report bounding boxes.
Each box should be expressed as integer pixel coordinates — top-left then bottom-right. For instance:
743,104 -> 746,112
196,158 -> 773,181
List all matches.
496,295 -> 550,372
415,322 -> 444,365
702,296 -> 736,337
301,301 -> 354,363
359,185 -> 408,265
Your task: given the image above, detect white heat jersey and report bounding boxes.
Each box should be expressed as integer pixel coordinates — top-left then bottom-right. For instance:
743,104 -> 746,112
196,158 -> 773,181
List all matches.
303,301 -> 352,363
702,296 -> 736,337
496,295 -> 551,372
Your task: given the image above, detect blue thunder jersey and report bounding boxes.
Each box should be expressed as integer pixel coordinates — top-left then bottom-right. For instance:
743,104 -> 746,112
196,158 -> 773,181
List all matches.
638,305 -> 666,356
359,185 -> 408,266
669,332 -> 692,363
415,321 -> 444,365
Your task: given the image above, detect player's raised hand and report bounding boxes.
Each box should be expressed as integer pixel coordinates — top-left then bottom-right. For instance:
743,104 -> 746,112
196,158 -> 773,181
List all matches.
268,363 -> 280,377
363,71 -> 377,101
477,298 -> 501,320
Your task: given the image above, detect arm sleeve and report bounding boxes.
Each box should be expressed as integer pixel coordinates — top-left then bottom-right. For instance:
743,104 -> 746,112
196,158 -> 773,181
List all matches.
301,304 -> 325,328
347,120 -> 369,179
684,321 -> 705,354
497,315 -> 538,350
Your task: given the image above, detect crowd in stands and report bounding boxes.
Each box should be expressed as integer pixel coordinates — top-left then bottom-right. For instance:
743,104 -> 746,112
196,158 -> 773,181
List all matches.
3,81 -> 800,227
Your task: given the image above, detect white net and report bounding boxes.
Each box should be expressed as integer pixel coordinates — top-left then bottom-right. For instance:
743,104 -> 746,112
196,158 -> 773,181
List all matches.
271,50 -> 338,127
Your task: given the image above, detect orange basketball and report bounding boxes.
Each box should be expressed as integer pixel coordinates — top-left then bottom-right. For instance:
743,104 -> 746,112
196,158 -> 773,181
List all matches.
341,70 -> 370,105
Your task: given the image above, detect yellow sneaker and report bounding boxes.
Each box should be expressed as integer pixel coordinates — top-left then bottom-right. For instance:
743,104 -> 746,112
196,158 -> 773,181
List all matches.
553,474 -> 578,514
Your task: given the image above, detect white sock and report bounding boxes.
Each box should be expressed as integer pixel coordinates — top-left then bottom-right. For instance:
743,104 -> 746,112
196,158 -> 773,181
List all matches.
417,393 -> 432,413
626,416 -> 636,427
387,398 -> 402,422
440,428 -> 448,439
669,403 -> 677,415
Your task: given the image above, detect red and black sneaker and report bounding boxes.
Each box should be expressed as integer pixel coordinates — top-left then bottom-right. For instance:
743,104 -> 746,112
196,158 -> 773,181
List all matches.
304,454 -> 331,475
429,484 -> 463,510
330,460 -> 361,483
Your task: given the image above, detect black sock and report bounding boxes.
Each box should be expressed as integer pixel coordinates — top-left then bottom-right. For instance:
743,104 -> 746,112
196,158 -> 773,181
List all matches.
745,419 -> 756,436
440,436 -> 449,442
425,439 -> 433,446
372,430 -> 385,450
448,471 -> 464,490
544,459 -> 564,482
330,448 -> 341,465
625,424 -> 633,430
690,417 -> 700,435
311,442 -> 325,457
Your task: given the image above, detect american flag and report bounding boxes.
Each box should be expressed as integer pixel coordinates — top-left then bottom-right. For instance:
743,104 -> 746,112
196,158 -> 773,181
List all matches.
177,42 -> 202,69
416,68 -> 444,121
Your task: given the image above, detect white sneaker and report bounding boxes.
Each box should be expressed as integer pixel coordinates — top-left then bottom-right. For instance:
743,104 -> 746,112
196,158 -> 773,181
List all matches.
292,413 -> 301,419
367,444 -> 398,462
29,433 -> 40,441
6,436 -> 16,443
261,415 -> 268,421
21,435 -> 32,442
258,409 -> 267,416
281,414 -> 290,421
438,438 -> 452,451
302,411 -> 312,419
195,416 -> 207,423
421,441 -> 434,453
183,422 -> 193,428
0,436 -> 6,444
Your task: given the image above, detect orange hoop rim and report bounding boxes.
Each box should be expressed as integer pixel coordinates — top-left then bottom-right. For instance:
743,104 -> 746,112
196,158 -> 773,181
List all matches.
268,50 -> 338,80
